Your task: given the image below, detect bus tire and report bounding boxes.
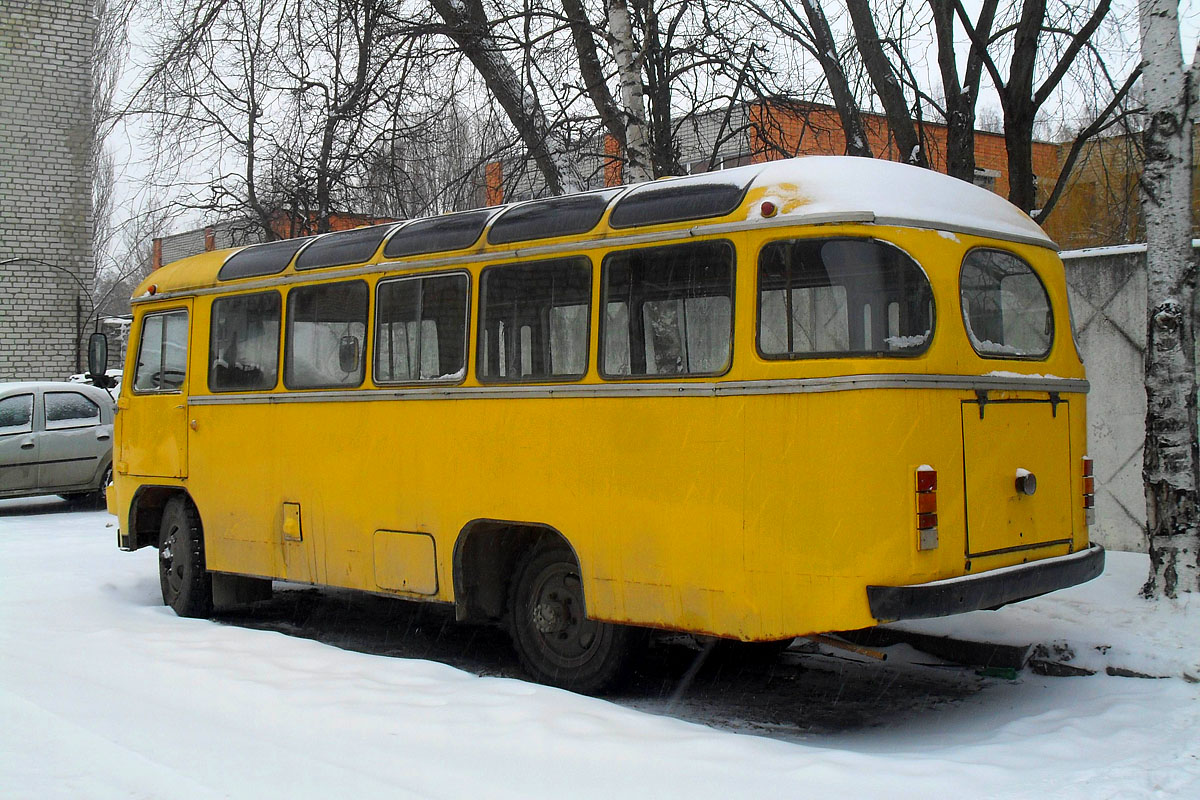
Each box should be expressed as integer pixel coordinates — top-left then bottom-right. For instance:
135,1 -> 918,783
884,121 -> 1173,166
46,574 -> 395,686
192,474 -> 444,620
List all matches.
508,544 -> 633,694
158,495 -> 212,618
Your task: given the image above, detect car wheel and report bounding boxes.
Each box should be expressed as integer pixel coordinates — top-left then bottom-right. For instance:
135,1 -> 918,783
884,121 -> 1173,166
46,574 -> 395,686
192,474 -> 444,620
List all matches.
507,544 -> 635,694
158,496 -> 212,617
91,464 -> 113,510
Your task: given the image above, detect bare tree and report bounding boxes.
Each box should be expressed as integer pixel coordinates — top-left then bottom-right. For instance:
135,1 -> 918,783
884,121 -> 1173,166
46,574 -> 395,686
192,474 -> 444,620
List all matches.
927,0 -> 996,181
742,0 -> 873,157
431,0 -> 567,194
1138,0 -> 1199,597
845,0 -> 925,166
953,0 -> 1125,214
91,0 -> 134,306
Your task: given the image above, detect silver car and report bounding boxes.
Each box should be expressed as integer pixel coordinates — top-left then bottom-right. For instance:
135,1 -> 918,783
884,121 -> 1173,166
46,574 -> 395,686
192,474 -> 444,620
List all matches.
0,382 -> 115,506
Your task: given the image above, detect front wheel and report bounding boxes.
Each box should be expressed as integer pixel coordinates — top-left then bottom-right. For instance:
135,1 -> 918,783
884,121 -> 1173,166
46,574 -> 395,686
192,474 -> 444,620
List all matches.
158,496 -> 212,617
508,545 -> 636,694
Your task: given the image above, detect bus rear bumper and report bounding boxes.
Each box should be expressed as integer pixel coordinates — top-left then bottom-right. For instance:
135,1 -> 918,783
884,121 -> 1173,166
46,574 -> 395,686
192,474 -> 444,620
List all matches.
866,544 -> 1105,622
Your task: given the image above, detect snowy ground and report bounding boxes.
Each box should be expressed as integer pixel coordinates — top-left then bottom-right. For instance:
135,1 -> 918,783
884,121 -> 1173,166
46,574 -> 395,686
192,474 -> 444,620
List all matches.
2,497 -> 1198,799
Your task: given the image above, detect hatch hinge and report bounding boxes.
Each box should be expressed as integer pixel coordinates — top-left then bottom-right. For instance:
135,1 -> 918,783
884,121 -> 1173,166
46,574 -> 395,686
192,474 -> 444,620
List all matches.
974,389 -> 989,419
1049,391 -> 1062,417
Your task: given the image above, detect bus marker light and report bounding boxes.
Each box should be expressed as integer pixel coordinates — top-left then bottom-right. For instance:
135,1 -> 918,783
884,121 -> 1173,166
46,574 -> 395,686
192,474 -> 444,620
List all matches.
761,201 -> 778,218
916,466 -> 937,492
1082,456 -> 1096,525
915,466 -> 938,550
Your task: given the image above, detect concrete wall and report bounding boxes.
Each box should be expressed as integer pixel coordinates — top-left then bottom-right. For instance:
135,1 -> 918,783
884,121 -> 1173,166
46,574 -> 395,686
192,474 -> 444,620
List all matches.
1061,243 -> 1200,552
0,1 -> 95,379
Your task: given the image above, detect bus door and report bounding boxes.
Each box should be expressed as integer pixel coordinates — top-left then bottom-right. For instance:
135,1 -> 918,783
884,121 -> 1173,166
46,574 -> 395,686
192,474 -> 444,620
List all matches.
121,303 -> 192,479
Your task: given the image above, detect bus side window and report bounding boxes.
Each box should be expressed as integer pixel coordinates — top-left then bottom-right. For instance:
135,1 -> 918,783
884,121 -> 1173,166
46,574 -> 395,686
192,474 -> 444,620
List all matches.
134,310 -> 189,392
600,240 -> 734,378
375,273 -> 468,383
209,292 -> 281,392
284,281 -> 368,389
757,238 -> 933,358
477,258 -> 591,382
960,248 -> 1053,359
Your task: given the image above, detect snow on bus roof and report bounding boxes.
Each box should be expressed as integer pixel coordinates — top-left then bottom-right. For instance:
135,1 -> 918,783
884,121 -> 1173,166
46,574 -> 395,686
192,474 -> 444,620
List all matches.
744,156 -> 1055,249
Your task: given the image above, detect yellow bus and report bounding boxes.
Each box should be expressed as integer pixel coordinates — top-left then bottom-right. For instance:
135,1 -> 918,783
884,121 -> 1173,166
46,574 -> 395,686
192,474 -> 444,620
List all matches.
104,156 -> 1103,692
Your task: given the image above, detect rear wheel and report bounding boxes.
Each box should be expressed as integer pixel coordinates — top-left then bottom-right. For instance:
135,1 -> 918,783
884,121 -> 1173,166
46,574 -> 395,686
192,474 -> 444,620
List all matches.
158,496 -> 212,617
91,464 -> 113,509
508,545 -> 635,694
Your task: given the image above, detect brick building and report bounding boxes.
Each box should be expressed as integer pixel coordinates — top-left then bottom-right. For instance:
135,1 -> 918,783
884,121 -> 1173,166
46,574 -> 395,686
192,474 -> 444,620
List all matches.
0,1 -> 95,380
1041,127 -> 1200,250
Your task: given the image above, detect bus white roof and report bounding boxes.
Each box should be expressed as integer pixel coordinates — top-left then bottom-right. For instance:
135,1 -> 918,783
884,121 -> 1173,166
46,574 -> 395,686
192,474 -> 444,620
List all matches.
714,156 -> 1054,249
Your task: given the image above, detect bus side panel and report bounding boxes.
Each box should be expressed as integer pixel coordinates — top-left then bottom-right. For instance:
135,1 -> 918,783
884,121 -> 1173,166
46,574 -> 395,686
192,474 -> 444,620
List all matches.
188,401 -> 297,581
741,389 -> 969,637
254,394 -> 751,637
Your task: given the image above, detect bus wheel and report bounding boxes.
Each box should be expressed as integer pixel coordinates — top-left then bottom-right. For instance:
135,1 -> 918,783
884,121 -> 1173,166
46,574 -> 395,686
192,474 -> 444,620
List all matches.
158,496 -> 212,618
508,545 -> 633,694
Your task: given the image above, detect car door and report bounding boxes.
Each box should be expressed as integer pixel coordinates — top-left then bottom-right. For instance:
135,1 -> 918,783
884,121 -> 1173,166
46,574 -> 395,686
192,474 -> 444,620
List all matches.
38,389 -> 109,491
0,390 -> 39,494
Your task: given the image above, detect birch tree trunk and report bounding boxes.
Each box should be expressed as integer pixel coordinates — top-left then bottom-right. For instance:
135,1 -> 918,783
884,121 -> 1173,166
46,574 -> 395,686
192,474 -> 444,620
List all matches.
1139,0 -> 1199,597
607,0 -> 652,183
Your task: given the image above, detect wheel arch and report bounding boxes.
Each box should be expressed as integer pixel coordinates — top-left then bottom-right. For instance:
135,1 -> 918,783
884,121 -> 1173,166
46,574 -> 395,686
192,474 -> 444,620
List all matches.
452,518 -> 580,624
128,484 -> 196,550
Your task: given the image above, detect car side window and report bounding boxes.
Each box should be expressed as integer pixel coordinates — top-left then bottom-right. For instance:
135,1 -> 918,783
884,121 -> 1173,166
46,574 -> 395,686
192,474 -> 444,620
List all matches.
45,392 -> 101,430
0,394 -> 34,435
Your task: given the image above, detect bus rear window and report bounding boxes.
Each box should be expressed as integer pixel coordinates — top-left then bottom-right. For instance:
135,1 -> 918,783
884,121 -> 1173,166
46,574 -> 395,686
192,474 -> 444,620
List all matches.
757,238 -> 933,358
960,249 -> 1052,359
285,281 -> 368,389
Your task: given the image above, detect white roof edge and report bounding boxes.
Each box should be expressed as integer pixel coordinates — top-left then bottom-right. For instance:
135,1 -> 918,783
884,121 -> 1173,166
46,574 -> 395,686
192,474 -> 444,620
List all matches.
1060,239 -> 1200,260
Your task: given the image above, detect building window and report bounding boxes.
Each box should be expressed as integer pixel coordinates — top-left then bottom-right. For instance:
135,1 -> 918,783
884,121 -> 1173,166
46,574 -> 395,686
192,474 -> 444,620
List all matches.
973,167 -> 1000,193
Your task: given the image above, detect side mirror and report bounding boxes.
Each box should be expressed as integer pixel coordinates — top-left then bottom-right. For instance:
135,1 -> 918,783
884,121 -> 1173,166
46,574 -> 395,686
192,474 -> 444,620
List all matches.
338,335 -> 360,374
87,332 -> 110,386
